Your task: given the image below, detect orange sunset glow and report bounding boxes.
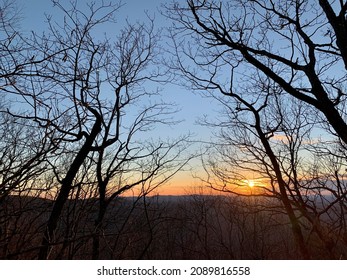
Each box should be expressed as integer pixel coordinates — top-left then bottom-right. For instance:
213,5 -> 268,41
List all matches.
2,0 -> 347,263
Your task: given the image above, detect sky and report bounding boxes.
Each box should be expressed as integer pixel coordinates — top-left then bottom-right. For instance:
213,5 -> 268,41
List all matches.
14,0 -> 222,195
6,0 -> 342,199
11,0 -> 339,197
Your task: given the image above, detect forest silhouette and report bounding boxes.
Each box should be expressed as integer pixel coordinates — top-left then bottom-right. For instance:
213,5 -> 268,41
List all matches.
1,0 -> 347,259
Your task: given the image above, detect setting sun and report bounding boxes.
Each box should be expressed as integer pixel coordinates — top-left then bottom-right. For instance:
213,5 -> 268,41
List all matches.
241,179 -> 256,189
247,180 -> 255,188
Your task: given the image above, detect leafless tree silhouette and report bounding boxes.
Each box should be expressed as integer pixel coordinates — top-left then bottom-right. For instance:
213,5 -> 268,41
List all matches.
164,0 -> 347,259
0,0 -> 191,259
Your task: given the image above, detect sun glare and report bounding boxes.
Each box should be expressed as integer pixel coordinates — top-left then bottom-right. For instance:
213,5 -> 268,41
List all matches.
247,180 -> 255,188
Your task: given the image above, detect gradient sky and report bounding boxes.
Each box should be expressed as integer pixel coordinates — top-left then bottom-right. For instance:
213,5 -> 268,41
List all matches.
14,0 -> 222,195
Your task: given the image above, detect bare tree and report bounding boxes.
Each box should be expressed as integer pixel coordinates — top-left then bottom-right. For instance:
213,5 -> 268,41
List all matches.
0,107 -> 55,204
91,136 -> 191,259
0,0 -> 191,259
0,0 -> 24,84
166,0 -> 347,143
164,0 -> 347,259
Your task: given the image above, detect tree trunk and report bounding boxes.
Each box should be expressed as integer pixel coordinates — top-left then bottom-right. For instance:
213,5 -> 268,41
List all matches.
92,195 -> 107,260
38,119 -> 101,259
254,114 -> 311,259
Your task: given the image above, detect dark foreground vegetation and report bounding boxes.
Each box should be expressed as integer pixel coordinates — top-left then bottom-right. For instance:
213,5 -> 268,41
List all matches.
2,0 -> 347,260
1,194 -> 346,259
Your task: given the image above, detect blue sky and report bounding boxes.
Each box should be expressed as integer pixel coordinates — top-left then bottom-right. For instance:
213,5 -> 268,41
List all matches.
14,0 -> 221,193
9,0 -> 340,195
16,0 -> 218,140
